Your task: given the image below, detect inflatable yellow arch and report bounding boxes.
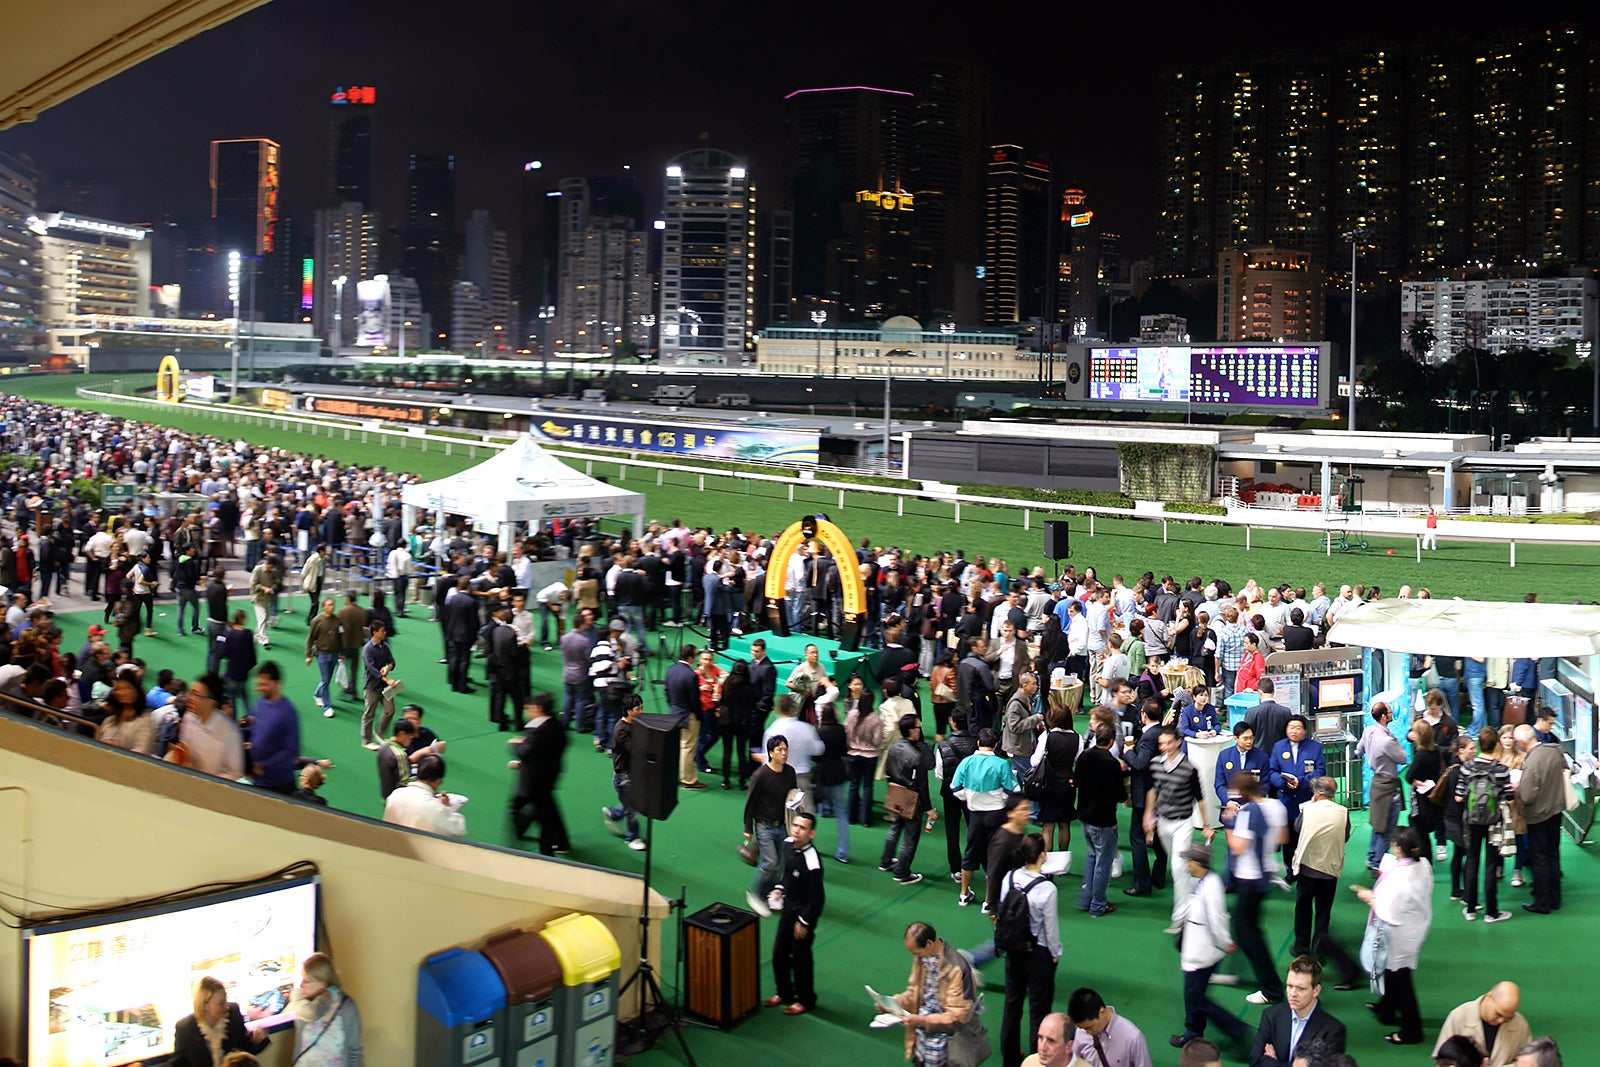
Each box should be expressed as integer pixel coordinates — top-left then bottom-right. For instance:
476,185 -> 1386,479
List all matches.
763,515 -> 868,649
155,354 -> 182,402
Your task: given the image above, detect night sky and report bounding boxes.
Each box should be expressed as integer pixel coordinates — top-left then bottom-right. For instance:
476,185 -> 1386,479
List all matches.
3,1 -> 1598,264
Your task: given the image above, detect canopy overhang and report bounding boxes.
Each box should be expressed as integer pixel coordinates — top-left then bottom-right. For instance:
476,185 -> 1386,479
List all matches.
1327,598 -> 1600,659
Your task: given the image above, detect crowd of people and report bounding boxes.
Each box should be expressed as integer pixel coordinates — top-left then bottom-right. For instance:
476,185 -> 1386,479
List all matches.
0,392 -> 1579,1066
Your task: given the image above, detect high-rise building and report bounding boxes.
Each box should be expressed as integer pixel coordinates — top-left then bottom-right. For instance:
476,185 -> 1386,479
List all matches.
461,209 -> 512,353
659,149 -> 755,366
553,177 -> 651,354
1522,25 -> 1585,267
45,174 -> 121,220
313,202 -> 381,350
210,138 -> 280,256
1213,62 -> 1268,254
0,150 -> 43,355
760,208 -> 794,326
382,275 -> 427,352
1404,37 -> 1471,273
910,58 -> 990,324
1059,191 -> 1119,339
1586,43 -> 1600,265
1470,37 -> 1528,269
1155,66 -> 1216,278
450,280 -> 486,354
1216,246 -> 1324,342
784,85 -> 924,319
517,162 -> 560,350
1263,57 -> 1329,269
36,212 -> 152,322
401,153 -> 457,337
327,84 -> 376,208
1401,275 -> 1597,358
1332,44 -> 1403,283
984,145 -> 1053,326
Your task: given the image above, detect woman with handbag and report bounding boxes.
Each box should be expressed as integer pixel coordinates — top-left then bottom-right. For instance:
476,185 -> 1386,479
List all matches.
1029,704 -> 1079,852
1353,827 -> 1433,1046
929,649 -> 959,740
892,920 -> 988,1067
290,952 -> 363,1066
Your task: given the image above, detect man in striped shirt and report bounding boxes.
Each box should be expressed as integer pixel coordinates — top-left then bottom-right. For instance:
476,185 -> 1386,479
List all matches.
1144,726 -> 1212,935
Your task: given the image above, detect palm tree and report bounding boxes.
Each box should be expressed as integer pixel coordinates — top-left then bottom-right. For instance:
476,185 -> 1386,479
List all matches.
1407,319 -> 1437,363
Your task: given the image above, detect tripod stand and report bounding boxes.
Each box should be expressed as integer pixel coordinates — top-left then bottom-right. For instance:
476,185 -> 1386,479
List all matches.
616,816 -> 699,1065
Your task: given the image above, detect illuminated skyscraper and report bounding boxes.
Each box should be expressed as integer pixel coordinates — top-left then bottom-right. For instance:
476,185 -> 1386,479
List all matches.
1216,246 -> 1324,342
1403,37 -> 1470,273
659,148 -> 755,365
0,150 -> 43,355
984,145 -> 1052,326
327,84 -> 376,208
1332,44 -> 1403,282
1155,66 -> 1216,278
210,138 -> 280,256
462,209 -> 512,353
1470,38 -> 1528,269
1522,25 -> 1585,266
1212,62 -> 1268,254
553,177 -> 651,353
401,153 -> 457,336
313,201 -> 381,349
1263,57 -> 1328,269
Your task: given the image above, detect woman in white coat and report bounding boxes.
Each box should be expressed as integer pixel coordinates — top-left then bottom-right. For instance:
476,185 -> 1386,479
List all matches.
1353,826 -> 1433,1047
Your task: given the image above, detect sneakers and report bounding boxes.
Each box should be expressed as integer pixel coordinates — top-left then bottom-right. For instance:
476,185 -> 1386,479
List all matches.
958,890 -> 976,907
1463,907 -> 1477,921
1163,923 -> 1184,936
602,807 -> 622,837
877,863 -> 893,872
950,872 -> 962,884
627,838 -> 647,852
1512,873 -> 1525,887
322,707 -> 335,718
1245,991 -> 1280,1006
746,890 -> 772,918
1435,845 -> 1449,863
1484,910 -> 1512,924
362,741 -> 380,751
1208,973 -> 1241,987
895,873 -> 924,886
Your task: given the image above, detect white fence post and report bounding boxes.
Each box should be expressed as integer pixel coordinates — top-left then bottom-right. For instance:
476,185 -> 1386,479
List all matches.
897,497 -> 903,516
955,502 -> 961,524
1245,525 -> 1251,551
788,484 -> 794,502
1510,541 -> 1516,568
1163,520 -> 1168,544
1024,510 -> 1030,531
838,489 -> 844,508
1090,514 -> 1094,538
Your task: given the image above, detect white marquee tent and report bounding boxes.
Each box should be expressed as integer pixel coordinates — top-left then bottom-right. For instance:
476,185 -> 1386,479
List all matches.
1327,598 -> 1600,659
400,435 -> 645,542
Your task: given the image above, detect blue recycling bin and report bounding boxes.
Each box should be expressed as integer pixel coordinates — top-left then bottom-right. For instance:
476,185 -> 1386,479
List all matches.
1225,690 -> 1260,727
418,947 -> 508,1067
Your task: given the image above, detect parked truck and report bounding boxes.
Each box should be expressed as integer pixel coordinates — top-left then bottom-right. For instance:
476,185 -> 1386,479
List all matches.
651,384 -> 697,404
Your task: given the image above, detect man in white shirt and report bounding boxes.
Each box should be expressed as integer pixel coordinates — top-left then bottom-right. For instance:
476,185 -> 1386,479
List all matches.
1085,588 -> 1113,682
535,580 -> 570,650
1173,845 -> 1249,1049
382,753 -> 466,837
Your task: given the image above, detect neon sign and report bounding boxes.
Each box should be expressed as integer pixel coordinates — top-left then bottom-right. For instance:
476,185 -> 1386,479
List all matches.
300,259 -> 314,310
1069,211 -> 1094,228
855,189 -> 914,212
330,85 -> 376,105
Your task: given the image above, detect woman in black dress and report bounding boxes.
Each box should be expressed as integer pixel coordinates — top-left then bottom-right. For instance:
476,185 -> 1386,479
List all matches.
1030,704 -> 1080,851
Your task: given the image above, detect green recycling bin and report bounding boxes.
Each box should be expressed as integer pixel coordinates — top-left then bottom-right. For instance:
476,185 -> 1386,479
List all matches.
481,928 -> 565,1067
417,947 -> 506,1067
539,913 -> 622,1067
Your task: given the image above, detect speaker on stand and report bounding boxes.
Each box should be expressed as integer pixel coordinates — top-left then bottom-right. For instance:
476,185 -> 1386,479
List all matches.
629,713 -> 681,821
1043,520 -> 1071,572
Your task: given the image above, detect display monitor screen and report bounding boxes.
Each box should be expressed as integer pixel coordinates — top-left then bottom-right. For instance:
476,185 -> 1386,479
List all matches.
24,876 -> 319,1067
1086,345 -> 1323,408
1311,674 -> 1360,711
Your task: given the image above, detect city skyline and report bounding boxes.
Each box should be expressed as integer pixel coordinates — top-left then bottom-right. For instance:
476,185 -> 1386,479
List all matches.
8,1 -> 1598,272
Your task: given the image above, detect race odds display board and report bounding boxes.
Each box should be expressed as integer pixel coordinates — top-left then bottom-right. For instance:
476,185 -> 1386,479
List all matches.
1080,344 -> 1327,411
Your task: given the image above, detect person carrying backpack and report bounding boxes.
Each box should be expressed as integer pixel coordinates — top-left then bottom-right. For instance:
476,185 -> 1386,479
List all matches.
1454,727 -> 1514,924
995,833 -> 1059,1067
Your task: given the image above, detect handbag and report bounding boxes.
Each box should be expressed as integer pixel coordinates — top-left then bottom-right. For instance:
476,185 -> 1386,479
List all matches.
933,680 -> 956,703
737,838 -> 759,866
1488,801 -> 1516,851
1021,759 -> 1053,800
885,782 -> 919,819
1359,912 -> 1388,996
1502,694 -> 1531,726
1563,771 -> 1580,812
946,950 -> 992,1067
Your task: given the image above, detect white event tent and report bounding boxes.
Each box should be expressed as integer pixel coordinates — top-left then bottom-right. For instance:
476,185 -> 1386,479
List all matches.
1327,598 -> 1600,659
400,434 -> 646,546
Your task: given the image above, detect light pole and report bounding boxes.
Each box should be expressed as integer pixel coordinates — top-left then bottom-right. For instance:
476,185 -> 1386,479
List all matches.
227,250 -> 241,399
400,319 -> 411,361
1342,228 -> 1369,431
940,320 -> 956,378
332,274 -> 348,356
538,305 -> 555,392
882,351 -> 894,474
811,309 -> 827,375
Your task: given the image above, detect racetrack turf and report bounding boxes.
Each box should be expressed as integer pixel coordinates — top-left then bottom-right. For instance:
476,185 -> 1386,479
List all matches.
55,599 -> 1598,1065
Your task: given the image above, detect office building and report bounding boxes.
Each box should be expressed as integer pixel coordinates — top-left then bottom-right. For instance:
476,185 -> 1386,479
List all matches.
553,178 -> 651,354
517,162 -> 560,350
450,279 -> 486,353
401,153 -> 458,337
910,58 -> 990,324
461,209 -> 512,353
659,149 -> 756,366
784,85 -> 925,319
1401,276 -> 1597,360
984,145 -> 1053,326
36,212 -> 152,322
761,208 -> 794,326
328,84 -> 376,208
1216,246 -> 1324,342
313,202 -> 381,350
0,151 -> 43,355
210,138 -> 280,256
1140,314 -> 1189,343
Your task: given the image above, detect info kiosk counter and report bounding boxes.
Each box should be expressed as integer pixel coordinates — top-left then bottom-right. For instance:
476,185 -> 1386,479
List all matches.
1328,598 -> 1600,842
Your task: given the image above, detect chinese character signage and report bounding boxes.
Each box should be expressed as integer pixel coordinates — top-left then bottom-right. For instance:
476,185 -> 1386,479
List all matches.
531,414 -> 819,465
856,189 -> 914,212
330,85 -> 376,105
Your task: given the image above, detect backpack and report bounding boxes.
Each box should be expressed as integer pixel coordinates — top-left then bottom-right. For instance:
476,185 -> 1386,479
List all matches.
993,874 -> 1048,955
1465,767 -> 1499,827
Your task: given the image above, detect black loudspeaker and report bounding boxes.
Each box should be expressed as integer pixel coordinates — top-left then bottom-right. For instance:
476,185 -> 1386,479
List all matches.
629,713 -> 681,820
1043,520 -> 1070,561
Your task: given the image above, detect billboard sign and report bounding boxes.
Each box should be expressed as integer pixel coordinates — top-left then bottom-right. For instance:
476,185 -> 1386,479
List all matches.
329,85 -> 376,105
304,395 -> 428,424
354,276 -> 389,348
1086,344 -> 1323,409
530,413 -> 819,465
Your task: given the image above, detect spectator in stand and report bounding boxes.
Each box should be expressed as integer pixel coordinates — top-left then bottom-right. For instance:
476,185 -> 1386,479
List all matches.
167,673 -> 244,780
95,674 -> 158,755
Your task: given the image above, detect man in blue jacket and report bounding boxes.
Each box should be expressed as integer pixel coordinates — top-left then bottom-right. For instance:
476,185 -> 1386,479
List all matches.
1267,716 -> 1325,876
1214,721 -> 1270,813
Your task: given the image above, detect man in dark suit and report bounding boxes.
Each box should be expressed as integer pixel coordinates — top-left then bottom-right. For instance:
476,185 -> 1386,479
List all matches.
1124,697 -> 1166,896
443,576 -> 482,692
508,692 -> 570,854
1249,955 -> 1345,1066
1244,677 -> 1293,764
484,602 -> 522,730
956,635 -> 996,733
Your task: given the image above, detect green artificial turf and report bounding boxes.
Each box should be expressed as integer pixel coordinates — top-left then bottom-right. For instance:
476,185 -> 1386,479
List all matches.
55,600 -> 1597,1066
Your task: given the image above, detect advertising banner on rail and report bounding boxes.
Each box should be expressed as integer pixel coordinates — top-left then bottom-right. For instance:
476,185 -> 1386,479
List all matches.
530,412 -> 820,465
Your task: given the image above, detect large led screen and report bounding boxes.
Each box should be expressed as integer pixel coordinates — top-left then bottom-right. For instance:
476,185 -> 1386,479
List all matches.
1087,345 -> 1323,408
25,876 -> 319,1067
